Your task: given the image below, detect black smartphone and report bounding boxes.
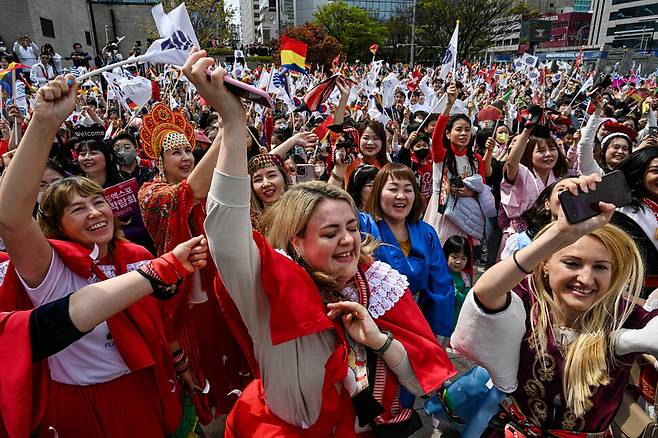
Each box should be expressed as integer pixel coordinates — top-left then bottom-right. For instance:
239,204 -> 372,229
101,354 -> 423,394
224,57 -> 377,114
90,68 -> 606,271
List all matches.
558,170 -> 632,224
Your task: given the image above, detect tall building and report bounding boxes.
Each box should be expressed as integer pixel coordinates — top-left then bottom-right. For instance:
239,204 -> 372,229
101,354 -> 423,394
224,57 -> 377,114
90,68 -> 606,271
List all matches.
239,0 -> 321,43
345,0 -> 413,21
537,12 -> 591,49
294,0 -> 328,26
0,0 -> 156,61
588,0 -> 657,52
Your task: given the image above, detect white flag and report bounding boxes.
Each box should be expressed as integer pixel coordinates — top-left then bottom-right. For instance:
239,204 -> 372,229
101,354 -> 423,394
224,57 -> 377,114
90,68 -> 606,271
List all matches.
143,3 -> 199,66
513,57 -> 525,71
521,52 -> 538,69
103,72 -> 152,113
578,75 -> 593,95
381,72 -> 399,108
439,21 -> 459,81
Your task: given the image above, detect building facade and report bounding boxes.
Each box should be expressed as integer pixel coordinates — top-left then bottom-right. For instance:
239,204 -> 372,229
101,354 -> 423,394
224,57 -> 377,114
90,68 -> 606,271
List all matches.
588,0 -> 657,53
344,0 -> 413,21
0,0 -> 159,64
537,12 -> 591,49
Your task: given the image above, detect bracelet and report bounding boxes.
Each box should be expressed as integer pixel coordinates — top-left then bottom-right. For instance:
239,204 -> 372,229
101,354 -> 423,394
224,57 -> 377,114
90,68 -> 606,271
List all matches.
330,171 -> 345,183
512,250 -> 532,275
372,330 -> 394,355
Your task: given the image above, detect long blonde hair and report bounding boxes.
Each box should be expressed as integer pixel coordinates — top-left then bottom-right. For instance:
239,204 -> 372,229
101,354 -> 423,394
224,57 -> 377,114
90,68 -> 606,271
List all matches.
261,181 -> 377,298
529,223 -> 644,417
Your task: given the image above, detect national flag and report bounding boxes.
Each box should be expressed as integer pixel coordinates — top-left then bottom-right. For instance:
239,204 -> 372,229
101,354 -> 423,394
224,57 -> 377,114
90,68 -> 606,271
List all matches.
485,64 -> 497,84
295,74 -> 341,113
577,75 -> 593,95
313,114 -> 334,141
512,57 -> 524,71
407,67 -> 423,92
574,47 -> 583,71
0,63 -> 30,97
142,3 -> 199,66
331,54 -> 341,73
369,44 -> 379,55
626,87 -> 650,103
521,52 -> 538,69
280,36 -> 308,75
438,21 -> 459,80
476,104 -> 503,122
272,67 -> 291,98
103,71 -> 152,113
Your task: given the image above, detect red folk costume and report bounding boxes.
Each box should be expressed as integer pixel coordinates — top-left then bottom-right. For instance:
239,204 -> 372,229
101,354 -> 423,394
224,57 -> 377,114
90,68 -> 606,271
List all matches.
0,239 -> 181,437
138,103 -> 248,419
220,232 -> 456,437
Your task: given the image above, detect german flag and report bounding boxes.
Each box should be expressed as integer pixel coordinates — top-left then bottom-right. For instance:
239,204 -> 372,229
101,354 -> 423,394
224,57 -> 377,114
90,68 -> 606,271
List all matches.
280,36 -> 308,75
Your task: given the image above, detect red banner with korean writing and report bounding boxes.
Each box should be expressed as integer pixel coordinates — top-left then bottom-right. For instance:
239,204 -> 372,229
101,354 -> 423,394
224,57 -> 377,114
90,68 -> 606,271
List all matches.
104,178 -> 140,219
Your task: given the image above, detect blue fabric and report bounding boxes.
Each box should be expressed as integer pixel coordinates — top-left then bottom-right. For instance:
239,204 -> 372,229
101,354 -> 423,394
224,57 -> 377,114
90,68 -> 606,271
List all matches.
358,211 -> 454,337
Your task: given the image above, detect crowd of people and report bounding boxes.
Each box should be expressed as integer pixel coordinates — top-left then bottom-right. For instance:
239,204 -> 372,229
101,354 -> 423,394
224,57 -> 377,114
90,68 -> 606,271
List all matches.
0,43 -> 657,437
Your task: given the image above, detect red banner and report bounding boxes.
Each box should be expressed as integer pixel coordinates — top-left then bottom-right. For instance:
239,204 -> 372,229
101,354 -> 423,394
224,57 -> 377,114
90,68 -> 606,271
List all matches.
104,178 -> 140,218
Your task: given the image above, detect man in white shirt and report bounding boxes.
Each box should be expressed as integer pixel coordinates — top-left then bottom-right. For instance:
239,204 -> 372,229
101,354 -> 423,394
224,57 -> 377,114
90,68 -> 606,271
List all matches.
30,53 -> 54,88
12,35 -> 39,67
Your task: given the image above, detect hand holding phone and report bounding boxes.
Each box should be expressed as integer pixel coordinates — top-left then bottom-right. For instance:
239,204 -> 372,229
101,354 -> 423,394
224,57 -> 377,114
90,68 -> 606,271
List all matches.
558,170 -> 631,224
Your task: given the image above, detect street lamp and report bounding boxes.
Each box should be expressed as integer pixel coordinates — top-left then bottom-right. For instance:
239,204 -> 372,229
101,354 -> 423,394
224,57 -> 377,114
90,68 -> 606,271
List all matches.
410,0 -> 417,66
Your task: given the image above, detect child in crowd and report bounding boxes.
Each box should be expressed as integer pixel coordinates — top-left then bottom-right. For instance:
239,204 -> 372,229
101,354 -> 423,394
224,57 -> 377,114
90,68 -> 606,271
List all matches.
443,235 -> 472,331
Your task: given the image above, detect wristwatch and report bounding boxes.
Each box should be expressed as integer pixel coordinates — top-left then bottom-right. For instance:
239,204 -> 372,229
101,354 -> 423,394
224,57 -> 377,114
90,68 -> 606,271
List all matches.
372,330 -> 394,355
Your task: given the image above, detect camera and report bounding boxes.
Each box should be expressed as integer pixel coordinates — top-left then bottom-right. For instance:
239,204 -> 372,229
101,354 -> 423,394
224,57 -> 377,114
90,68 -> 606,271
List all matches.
449,176 -> 464,189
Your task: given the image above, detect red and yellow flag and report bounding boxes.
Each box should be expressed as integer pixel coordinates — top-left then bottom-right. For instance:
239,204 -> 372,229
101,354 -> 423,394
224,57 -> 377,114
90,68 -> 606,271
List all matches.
280,36 -> 308,74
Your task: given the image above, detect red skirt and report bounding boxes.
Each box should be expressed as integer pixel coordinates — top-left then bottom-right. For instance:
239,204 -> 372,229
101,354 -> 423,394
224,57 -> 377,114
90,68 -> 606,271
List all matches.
43,368 -> 172,438
178,297 -> 251,418
225,379 -> 372,438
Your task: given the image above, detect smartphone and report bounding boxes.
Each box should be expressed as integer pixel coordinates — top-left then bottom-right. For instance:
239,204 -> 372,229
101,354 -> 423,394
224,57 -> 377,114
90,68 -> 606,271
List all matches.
296,164 -> 315,183
558,170 -> 632,224
206,72 -> 274,108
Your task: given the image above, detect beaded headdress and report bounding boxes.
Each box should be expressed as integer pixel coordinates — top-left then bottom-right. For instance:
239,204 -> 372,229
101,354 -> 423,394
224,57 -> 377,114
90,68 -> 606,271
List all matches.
248,154 -> 284,175
139,103 -> 196,160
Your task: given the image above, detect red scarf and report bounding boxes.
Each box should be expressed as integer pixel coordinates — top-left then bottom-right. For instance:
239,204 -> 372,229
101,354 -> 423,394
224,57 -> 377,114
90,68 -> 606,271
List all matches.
218,231 -> 456,433
0,239 -> 182,435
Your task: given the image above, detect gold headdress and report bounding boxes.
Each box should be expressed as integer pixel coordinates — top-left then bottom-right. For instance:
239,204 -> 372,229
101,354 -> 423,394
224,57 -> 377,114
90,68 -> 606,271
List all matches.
139,103 -> 196,160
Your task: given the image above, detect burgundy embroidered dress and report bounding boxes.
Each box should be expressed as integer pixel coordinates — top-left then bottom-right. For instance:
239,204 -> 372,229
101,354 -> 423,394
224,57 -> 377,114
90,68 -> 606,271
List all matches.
484,279 -> 658,435
139,177 -> 250,418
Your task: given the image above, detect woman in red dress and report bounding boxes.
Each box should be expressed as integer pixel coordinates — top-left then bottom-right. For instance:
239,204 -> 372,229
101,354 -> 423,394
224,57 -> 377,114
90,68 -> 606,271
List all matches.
183,49 -> 456,437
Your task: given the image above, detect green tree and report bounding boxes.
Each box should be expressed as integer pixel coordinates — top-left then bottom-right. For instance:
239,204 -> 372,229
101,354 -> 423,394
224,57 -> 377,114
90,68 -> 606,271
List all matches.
313,1 -> 387,61
414,0 -> 510,62
278,24 -> 343,69
139,0 -> 236,48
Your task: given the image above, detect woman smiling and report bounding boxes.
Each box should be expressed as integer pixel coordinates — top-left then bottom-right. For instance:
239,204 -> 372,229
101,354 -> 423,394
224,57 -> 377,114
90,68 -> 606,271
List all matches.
0,76 -> 182,435
182,49 -> 455,437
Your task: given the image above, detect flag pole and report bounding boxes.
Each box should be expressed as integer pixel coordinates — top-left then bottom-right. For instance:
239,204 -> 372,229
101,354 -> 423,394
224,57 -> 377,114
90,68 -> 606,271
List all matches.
266,64 -> 274,94
11,69 -> 18,146
76,54 -> 150,82
452,20 -> 460,80
415,95 -> 445,132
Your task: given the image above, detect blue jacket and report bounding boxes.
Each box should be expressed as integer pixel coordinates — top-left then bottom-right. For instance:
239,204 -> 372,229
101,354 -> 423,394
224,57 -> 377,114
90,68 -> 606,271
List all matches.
358,211 -> 455,336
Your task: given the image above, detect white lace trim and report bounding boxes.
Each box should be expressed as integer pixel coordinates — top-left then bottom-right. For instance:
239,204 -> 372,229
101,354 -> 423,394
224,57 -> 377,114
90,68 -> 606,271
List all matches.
342,261 -> 408,319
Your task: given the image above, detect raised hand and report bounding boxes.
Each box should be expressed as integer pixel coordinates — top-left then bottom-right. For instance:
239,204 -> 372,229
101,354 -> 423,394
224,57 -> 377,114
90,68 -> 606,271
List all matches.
182,49 -> 245,124
32,75 -> 78,128
446,81 -> 457,105
171,235 -> 208,273
293,131 -> 319,148
553,174 -> 615,243
336,77 -> 351,101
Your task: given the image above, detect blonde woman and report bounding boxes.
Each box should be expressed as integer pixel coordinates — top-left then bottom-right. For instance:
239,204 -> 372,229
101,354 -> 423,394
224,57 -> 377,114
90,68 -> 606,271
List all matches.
452,174 -> 658,435
183,50 -> 455,437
